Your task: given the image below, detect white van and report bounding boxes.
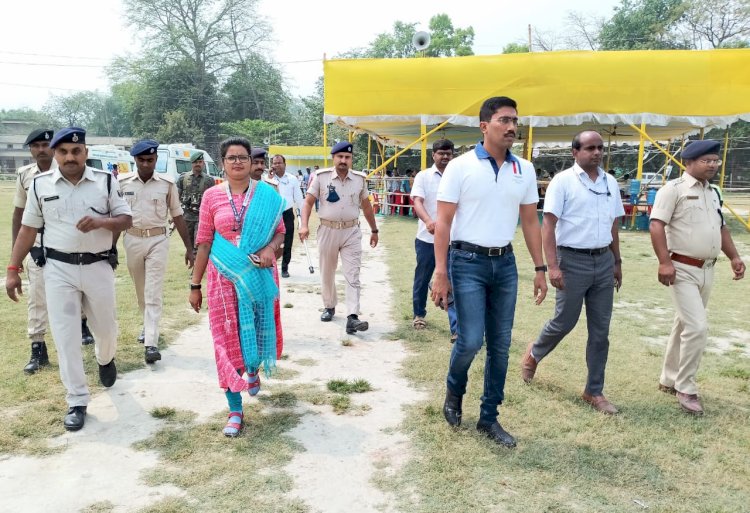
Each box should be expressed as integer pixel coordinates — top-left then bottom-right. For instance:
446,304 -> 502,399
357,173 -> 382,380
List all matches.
86,145 -> 136,178
154,143 -> 222,184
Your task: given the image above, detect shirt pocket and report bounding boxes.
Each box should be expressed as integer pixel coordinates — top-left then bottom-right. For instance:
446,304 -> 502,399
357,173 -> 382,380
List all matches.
150,192 -> 168,223
349,192 -> 360,207
681,197 -> 705,223
40,197 -> 64,221
84,196 -> 110,218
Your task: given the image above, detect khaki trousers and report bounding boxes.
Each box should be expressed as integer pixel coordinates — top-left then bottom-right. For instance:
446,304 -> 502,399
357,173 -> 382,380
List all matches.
44,259 -> 118,407
317,225 -> 362,316
25,254 -> 48,341
660,260 -> 714,395
124,234 -> 169,348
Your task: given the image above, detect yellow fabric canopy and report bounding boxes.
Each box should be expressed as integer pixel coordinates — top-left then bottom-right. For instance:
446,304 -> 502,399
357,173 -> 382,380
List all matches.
323,49 -> 750,146
268,145 -> 329,169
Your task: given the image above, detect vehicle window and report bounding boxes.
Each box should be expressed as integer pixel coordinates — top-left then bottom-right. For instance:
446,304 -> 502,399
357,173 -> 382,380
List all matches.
176,159 -> 191,175
86,159 -> 103,170
155,150 -> 169,173
207,162 -> 220,177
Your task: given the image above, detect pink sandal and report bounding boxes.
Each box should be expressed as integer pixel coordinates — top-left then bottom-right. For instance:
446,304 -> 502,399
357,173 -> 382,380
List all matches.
244,370 -> 261,396
223,411 -> 244,437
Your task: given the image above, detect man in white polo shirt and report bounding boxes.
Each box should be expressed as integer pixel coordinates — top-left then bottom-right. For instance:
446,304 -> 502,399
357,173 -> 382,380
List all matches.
432,96 -> 547,448
272,154 -> 304,278
521,131 -> 624,414
410,138 -> 457,340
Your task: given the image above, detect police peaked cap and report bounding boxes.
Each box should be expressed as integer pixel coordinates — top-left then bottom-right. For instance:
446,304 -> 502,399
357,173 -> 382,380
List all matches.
190,152 -> 205,163
251,147 -> 267,159
130,139 -> 160,156
331,141 -> 353,155
24,128 -> 54,146
682,140 -> 721,160
50,127 -> 86,148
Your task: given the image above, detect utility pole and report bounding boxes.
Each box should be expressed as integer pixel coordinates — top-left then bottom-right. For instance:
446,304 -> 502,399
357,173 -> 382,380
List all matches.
528,24 -> 533,51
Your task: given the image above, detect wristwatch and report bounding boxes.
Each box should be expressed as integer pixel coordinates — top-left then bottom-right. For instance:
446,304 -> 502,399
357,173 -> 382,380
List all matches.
190,283 -> 202,290
371,229 -> 379,234
534,265 -> 548,273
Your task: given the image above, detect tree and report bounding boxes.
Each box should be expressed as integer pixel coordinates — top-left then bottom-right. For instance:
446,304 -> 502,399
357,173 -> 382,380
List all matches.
221,53 -> 291,123
502,43 -> 530,54
598,0 -> 690,50
220,118 -> 290,146
426,14 -> 474,57
44,92 -> 130,136
681,0 -> 750,48
156,110 -> 205,145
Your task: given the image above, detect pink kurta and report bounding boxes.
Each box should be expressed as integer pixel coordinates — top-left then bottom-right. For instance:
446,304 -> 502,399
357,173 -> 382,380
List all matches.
196,185 -> 285,390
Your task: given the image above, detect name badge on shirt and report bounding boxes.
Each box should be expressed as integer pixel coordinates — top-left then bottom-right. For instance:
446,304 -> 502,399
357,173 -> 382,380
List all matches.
123,191 -> 135,196
43,195 -> 60,202
686,195 -> 699,200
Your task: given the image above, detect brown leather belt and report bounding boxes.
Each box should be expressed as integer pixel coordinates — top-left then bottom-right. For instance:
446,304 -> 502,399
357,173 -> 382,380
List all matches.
670,252 -> 716,269
127,227 -> 167,238
319,219 -> 359,229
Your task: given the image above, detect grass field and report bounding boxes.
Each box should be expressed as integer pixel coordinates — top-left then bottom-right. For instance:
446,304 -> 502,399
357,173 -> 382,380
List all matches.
377,215 -> 750,513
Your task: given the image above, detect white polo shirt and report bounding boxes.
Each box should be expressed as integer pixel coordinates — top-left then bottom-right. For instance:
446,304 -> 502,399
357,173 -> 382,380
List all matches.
543,164 -> 625,249
275,172 -> 304,211
437,143 -> 538,247
410,165 -> 444,244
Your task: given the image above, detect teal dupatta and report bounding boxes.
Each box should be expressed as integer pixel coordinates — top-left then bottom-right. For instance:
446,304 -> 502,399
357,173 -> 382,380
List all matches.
209,180 -> 285,378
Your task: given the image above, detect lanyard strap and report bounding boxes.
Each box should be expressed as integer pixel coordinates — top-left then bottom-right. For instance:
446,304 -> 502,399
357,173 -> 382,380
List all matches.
225,182 -> 253,229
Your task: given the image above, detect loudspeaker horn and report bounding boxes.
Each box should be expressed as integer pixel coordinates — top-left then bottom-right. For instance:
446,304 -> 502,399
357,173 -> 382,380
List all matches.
412,31 -> 431,51
263,137 -> 270,145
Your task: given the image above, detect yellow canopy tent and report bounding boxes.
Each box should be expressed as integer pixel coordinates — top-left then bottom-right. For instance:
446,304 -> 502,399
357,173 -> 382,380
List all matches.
268,145 -> 330,171
323,49 -> 750,147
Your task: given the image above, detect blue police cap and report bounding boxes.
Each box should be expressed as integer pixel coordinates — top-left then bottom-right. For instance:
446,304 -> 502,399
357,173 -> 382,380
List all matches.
24,128 -> 54,146
251,147 -> 267,159
130,139 -> 159,157
682,140 -> 721,160
50,127 -> 86,148
331,141 -> 353,155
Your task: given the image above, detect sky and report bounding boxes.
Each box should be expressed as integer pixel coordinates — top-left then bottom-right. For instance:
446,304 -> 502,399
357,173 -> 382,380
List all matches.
0,0 -> 622,110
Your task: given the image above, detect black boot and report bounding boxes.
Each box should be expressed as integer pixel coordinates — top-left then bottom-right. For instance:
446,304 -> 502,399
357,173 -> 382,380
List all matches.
81,319 -> 95,346
320,308 -> 335,322
476,421 -> 517,448
443,389 -> 463,427
23,341 -> 49,375
145,346 -> 162,364
345,314 -> 369,334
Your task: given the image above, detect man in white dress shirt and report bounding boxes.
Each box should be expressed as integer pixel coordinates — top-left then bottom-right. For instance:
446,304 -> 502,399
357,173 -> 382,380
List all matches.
521,130 -> 624,414
272,154 -> 304,278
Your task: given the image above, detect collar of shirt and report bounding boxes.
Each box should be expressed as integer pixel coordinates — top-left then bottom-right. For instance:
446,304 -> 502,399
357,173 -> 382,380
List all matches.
331,170 -> 352,182
51,166 -> 98,183
474,141 -> 517,175
428,164 -> 444,177
682,172 -> 708,189
573,163 -> 606,184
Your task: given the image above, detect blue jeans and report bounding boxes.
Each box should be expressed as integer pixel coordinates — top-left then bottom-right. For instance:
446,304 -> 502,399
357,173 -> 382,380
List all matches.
447,248 -> 518,424
413,239 -> 457,334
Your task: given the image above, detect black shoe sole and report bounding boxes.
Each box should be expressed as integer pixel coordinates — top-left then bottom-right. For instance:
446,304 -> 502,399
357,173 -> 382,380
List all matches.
64,422 -> 85,432
346,322 -> 369,334
145,353 -> 162,364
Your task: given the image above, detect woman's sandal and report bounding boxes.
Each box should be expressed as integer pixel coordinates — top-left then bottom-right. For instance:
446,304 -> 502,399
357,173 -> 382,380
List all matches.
223,411 -> 244,437
245,370 -> 261,396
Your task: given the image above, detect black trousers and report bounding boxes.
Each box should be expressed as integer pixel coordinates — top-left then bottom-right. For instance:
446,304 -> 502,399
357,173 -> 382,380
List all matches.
282,208 -> 295,272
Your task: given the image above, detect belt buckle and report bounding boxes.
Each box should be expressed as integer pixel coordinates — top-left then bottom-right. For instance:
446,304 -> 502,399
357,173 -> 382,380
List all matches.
72,253 -> 83,265
488,247 -> 501,257
703,258 -> 716,269
144,228 -> 152,237
337,221 -> 344,229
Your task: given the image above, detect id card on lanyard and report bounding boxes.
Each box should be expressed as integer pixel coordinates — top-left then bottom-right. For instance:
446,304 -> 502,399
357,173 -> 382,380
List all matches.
225,182 -> 253,245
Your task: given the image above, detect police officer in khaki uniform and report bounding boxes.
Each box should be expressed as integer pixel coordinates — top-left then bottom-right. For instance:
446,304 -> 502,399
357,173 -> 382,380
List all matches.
177,152 -> 214,250
116,139 -> 195,364
299,141 -> 379,334
6,127 -> 132,431
650,139 -> 745,416
11,129 -> 96,374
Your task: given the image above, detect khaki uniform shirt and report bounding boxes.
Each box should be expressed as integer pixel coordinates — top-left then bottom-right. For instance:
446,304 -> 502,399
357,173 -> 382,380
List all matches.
14,161 -> 58,246
650,173 -> 723,260
307,168 -> 368,222
118,171 -> 183,228
22,166 -> 132,253
177,171 -> 214,221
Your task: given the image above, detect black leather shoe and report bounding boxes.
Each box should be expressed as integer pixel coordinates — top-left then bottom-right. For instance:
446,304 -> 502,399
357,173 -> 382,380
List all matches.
320,308 -> 335,322
81,319 -> 95,346
477,421 -> 517,448
281,270 -> 290,278
64,406 -> 87,431
23,341 -> 49,374
145,346 -> 161,364
137,328 -> 145,344
443,390 -> 463,427
346,315 -> 369,334
99,358 -> 117,387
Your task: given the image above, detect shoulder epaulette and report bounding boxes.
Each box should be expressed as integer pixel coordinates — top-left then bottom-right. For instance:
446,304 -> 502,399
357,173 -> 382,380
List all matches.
316,167 -> 333,174
159,173 -> 176,184
33,169 -> 55,181
351,170 -> 368,178
117,172 -> 136,181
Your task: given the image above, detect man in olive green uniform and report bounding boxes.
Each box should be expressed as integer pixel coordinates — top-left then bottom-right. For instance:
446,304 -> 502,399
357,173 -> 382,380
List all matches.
177,152 -> 214,250
650,139 -> 745,416
117,140 -> 195,363
299,141 -> 379,334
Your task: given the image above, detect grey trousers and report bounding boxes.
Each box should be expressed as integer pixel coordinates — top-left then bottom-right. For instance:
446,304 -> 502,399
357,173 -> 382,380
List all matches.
532,247 -> 615,395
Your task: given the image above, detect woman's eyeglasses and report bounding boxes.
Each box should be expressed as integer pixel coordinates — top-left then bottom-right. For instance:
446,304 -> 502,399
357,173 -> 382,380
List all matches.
223,155 -> 250,163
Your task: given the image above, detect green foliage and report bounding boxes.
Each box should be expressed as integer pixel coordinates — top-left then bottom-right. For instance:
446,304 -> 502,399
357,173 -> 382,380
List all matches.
221,53 -> 291,123
220,118 -> 290,146
326,379 -> 373,394
427,13 -> 475,57
503,43 -> 531,54
599,0 -> 689,50
43,91 -> 131,136
156,110 -> 206,147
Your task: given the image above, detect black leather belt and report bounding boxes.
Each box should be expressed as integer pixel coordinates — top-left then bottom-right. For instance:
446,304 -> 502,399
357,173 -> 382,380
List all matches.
559,246 -> 610,255
451,241 -> 513,256
46,248 -> 110,265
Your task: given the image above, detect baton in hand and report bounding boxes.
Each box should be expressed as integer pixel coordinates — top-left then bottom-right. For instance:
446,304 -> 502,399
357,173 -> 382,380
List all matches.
296,208 -> 315,274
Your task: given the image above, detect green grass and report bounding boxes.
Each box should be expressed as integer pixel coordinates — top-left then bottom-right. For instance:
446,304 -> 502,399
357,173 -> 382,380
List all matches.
377,215 -> 750,513
326,379 -> 373,394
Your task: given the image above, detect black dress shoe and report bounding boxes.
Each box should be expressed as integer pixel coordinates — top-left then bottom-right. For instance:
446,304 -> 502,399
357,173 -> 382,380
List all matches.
23,341 -> 49,374
346,315 -> 369,334
145,346 -> 161,364
64,406 -> 87,431
137,328 -> 145,344
99,358 -> 117,387
476,421 -> 517,448
81,319 -> 95,346
281,270 -> 290,278
443,389 -> 463,427
320,308 -> 335,322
